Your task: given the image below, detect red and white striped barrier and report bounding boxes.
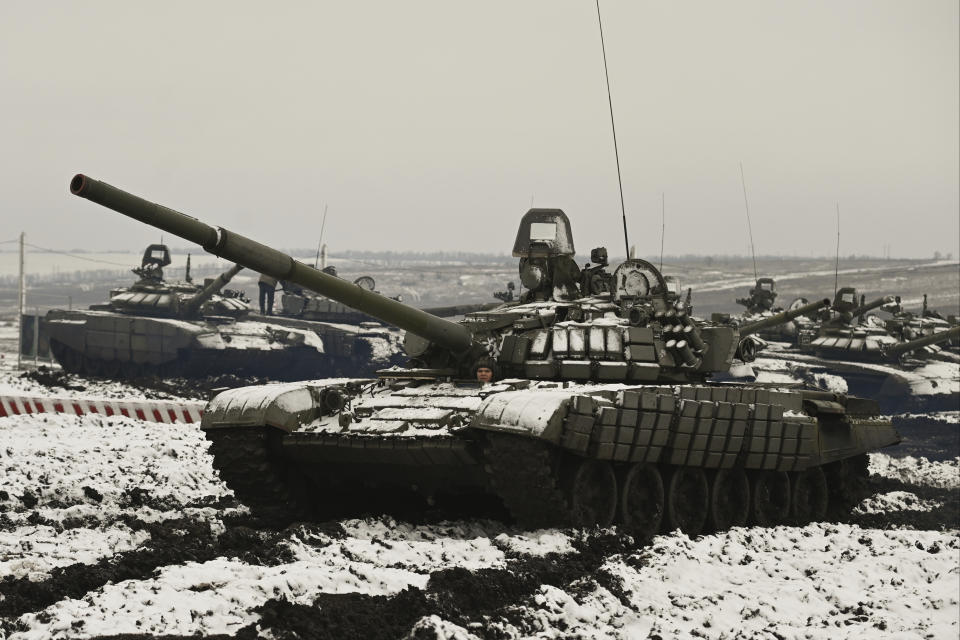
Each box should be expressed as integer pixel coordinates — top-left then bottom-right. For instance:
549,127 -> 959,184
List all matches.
0,394 -> 205,424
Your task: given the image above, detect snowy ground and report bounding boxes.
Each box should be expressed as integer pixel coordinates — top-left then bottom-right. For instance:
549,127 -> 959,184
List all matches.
0,368 -> 957,638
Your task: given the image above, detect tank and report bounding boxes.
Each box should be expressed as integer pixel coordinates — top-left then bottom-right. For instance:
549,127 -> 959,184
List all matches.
885,294 -> 960,355
799,287 -> 958,362
751,287 -> 960,410
44,244 -> 336,380
70,174 -> 900,537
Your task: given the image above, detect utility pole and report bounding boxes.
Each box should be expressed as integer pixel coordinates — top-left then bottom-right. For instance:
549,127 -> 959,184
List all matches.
17,232 -> 25,370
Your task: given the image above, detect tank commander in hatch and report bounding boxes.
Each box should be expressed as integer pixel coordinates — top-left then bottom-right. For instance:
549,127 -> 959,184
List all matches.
258,272 -> 278,315
475,357 -> 496,384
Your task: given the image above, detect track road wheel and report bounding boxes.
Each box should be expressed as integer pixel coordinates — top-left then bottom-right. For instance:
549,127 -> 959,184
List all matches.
790,466 -> 828,525
664,466 -> 709,536
564,458 -> 617,528
618,463 -> 664,542
750,471 -> 791,526
707,467 -> 750,532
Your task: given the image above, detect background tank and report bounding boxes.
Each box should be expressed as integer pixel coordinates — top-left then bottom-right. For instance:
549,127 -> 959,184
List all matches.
799,287 -> 958,362
71,174 -> 900,537
747,287 -> 960,410
44,244 -> 334,380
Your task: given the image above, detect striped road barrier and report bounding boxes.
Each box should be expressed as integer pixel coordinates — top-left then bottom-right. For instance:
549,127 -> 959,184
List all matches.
0,394 -> 204,424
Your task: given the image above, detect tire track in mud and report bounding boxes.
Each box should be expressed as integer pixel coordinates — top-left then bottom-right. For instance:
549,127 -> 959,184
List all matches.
223,531 -> 633,640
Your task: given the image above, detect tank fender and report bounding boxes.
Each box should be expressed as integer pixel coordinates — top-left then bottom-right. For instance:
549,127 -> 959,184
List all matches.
472,390 -> 579,443
201,380 -> 367,432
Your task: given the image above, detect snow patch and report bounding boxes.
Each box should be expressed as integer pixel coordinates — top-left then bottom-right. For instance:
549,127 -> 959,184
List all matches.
869,453 -> 960,489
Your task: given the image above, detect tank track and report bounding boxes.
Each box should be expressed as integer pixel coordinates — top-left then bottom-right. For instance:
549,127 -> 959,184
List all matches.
484,433 -> 575,528
205,427 -> 312,525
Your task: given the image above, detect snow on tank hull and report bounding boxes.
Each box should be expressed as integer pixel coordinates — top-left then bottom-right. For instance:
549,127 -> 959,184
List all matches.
201,377 -> 900,535
45,308 -> 332,380
752,345 -> 960,413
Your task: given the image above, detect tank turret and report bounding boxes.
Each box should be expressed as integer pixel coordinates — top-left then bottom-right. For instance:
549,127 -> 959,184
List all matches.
884,326 -> 960,359
181,263 -> 244,316
736,277 -> 778,314
739,298 -> 831,336
829,288 -> 896,326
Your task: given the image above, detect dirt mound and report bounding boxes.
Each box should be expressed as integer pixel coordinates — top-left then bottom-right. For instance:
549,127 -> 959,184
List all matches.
0,516 -> 296,624
230,532 -> 631,640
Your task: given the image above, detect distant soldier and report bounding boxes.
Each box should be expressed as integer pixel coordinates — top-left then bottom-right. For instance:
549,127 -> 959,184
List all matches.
258,273 -> 278,315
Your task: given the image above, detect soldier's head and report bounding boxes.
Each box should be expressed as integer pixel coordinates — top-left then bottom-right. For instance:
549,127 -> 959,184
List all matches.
474,357 -> 497,383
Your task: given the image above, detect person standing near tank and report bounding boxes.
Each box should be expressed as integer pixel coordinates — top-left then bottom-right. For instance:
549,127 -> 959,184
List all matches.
258,273 -> 278,315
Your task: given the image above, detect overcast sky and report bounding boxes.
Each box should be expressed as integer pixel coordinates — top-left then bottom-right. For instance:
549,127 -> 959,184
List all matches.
2,1 -> 957,259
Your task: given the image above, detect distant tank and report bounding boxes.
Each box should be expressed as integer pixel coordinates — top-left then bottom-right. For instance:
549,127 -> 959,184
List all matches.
45,244 -> 332,380
799,287 -> 959,361
71,174 -> 900,538
885,294 -> 960,354
752,287 -> 960,410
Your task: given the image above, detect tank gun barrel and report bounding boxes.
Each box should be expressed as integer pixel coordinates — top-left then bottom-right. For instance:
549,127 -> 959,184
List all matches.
183,263 -> 243,315
884,326 -> 960,358
70,174 -> 474,353
739,298 -> 830,336
851,295 -> 896,317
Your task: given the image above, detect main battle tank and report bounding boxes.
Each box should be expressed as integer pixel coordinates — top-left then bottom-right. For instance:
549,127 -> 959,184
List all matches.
753,287 -> 960,410
799,287 -> 959,362
70,174 -> 900,538
45,244 -> 331,380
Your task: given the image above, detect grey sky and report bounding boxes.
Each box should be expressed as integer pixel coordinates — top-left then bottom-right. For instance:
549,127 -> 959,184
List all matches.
2,1 -> 957,259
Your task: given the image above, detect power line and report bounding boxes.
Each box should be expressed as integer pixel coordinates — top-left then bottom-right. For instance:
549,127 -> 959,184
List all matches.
23,243 -> 132,267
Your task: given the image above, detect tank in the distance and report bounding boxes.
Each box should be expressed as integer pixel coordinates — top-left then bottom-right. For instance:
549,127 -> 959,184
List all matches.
750,286 -> 960,410
45,244 -> 341,380
70,174 -> 901,538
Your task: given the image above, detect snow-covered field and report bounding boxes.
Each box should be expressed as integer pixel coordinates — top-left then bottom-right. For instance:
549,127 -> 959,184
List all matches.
0,363 -> 957,638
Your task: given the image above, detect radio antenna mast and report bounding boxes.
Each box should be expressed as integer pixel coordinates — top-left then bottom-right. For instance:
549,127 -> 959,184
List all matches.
313,204 -> 329,269
595,0 -> 630,257
738,162 -> 758,282
834,203 -> 841,298
659,192 -> 665,270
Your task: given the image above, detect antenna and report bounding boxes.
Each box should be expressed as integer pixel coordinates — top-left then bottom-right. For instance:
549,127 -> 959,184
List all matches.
595,0 -> 630,257
738,162 -> 758,282
834,203 -> 841,298
659,192 -> 665,270
313,204 -> 329,269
